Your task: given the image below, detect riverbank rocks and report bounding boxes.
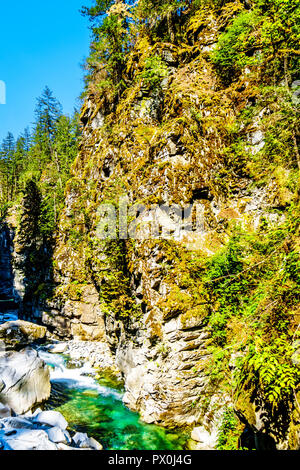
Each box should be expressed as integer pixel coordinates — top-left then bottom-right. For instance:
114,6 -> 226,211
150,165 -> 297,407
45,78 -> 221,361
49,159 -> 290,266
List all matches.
34,410 -> 68,430
0,348 -> 50,414
0,320 -> 47,350
47,426 -> 71,444
0,412 -> 103,450
190,426 -> 218,450
47,342 -> 68,354
47,339 -> 116,369
0,403 -> 11,418
73,432 -> 103,450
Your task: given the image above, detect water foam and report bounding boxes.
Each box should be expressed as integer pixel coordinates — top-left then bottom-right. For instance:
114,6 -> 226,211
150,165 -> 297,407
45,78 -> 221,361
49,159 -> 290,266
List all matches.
38,349 -> 123,401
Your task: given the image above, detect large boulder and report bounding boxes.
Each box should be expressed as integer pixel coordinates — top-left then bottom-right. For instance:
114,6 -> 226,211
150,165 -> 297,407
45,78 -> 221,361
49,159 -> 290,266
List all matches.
0,412 -> 103,450
0,320 -> 47,350
0,348 -> 50,414
34,410 -> 68,430
0,429 -> 58,451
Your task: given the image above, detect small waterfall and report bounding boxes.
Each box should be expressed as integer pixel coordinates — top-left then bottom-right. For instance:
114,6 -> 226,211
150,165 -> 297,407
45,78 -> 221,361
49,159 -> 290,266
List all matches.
37,348 -> 188,450
38,349 -> 123,400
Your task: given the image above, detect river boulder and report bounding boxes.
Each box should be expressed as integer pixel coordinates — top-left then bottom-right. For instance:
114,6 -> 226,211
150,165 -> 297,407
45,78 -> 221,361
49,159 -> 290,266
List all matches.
1,428 -> 58,451
0,320 -> 47,350
34,410 -> 68,430
0,412 -> 103,450
0,348 -> 50,414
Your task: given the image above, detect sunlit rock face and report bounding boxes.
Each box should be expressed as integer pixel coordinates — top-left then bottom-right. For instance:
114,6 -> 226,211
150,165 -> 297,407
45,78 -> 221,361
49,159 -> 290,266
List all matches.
5,7 -> 298,449
0,348 -> 50,415
0,320 -> 47,350
26,37 -> 296,442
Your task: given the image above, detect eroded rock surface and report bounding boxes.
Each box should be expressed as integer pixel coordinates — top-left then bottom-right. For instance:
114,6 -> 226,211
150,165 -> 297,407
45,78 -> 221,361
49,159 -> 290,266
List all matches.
0,348 -> 50,414
0,411 -> 103,451
0,320 -> 47,350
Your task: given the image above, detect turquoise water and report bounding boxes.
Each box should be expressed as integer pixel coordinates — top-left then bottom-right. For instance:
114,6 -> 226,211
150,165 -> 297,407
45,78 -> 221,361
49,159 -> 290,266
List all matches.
41,351 -> 188,450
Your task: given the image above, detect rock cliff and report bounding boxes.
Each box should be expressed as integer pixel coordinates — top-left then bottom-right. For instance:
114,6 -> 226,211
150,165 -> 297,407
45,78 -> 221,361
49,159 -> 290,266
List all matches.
5,1 -> 300,450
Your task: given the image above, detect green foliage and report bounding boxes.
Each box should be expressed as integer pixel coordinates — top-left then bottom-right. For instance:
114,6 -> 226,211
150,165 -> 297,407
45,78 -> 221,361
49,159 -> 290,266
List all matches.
203,205 -> 300,416
0,201 -> 10,221
204,233 -> 246,345
211,11 -> 260,83
258,86 -> 299,170
216,408 -> 241,450
0,87 -> 79,239
82,1 -> 133,98
238,336 -> 300,407
211,0 -> 300,84
33,86 -> 62,160
18,179 -> 42,243
86,237 -> 142,321
136,0 -> 187,41
141,55 -> 168,88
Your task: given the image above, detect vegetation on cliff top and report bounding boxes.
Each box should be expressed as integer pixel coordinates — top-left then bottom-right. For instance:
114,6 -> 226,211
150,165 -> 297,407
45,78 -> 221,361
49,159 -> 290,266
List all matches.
76,0 -> 299,448
0,87 -> 79,236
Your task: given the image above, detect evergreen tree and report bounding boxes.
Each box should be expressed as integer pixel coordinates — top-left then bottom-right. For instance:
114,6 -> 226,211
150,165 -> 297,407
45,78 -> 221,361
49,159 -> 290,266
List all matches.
33,86 -> 62,162
82,1 -> 134,98
22,127 -> 32,152
136,0 -> 187,42
0,132 -> 15,201
0,87 -> 79,236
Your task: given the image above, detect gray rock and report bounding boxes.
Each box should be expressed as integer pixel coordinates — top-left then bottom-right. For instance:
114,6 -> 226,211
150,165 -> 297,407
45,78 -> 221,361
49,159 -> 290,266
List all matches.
0,429 -> 58,450
47,426 -> 68,444
0,320 -> 47,350
72,432 -> 103,450
0,348 -> 50,414
32,407 -> 43,417
56,442 -> 83,451
191,426 -> 218,449
88,436 -> 103,451
73,432 -> 90,448
2,417 -> 33,430
47,342 -> 68,354
0,403 -> 11,418
34,410 -> 68,430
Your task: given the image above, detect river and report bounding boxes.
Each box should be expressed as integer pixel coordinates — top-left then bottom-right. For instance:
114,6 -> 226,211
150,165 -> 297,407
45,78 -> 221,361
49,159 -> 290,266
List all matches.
38,349 -> 188,450
0,305 -> 188,450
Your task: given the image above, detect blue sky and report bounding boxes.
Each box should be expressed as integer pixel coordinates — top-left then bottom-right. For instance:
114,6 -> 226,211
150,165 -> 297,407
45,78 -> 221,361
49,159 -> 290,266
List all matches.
0,1 -> 91,142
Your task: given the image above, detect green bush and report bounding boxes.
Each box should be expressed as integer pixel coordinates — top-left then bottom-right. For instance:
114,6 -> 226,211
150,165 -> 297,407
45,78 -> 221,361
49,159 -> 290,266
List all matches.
211,11 -> 259,83
141,55 -> 168,88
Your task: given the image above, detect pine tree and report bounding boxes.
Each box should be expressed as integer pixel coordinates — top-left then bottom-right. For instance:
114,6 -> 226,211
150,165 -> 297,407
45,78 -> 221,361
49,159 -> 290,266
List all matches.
136,0 -> 187,42
0,132 -> 15,202
82,1 -> 134,99
33,86 -> 62,162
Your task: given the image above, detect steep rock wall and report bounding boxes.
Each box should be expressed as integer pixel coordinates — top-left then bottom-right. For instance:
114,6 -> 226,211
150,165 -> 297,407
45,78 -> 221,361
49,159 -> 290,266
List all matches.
19,6 -> 299,448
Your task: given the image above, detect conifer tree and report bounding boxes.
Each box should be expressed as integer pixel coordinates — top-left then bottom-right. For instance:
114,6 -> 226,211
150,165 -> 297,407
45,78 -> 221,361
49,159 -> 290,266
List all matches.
0,132 -> 15,202
33,86 -> 62,162
82,1 -> 134,98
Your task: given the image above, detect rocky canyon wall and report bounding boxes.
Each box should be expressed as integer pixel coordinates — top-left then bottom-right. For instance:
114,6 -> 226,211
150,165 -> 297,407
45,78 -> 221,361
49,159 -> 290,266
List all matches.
8,4 -> 299,449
